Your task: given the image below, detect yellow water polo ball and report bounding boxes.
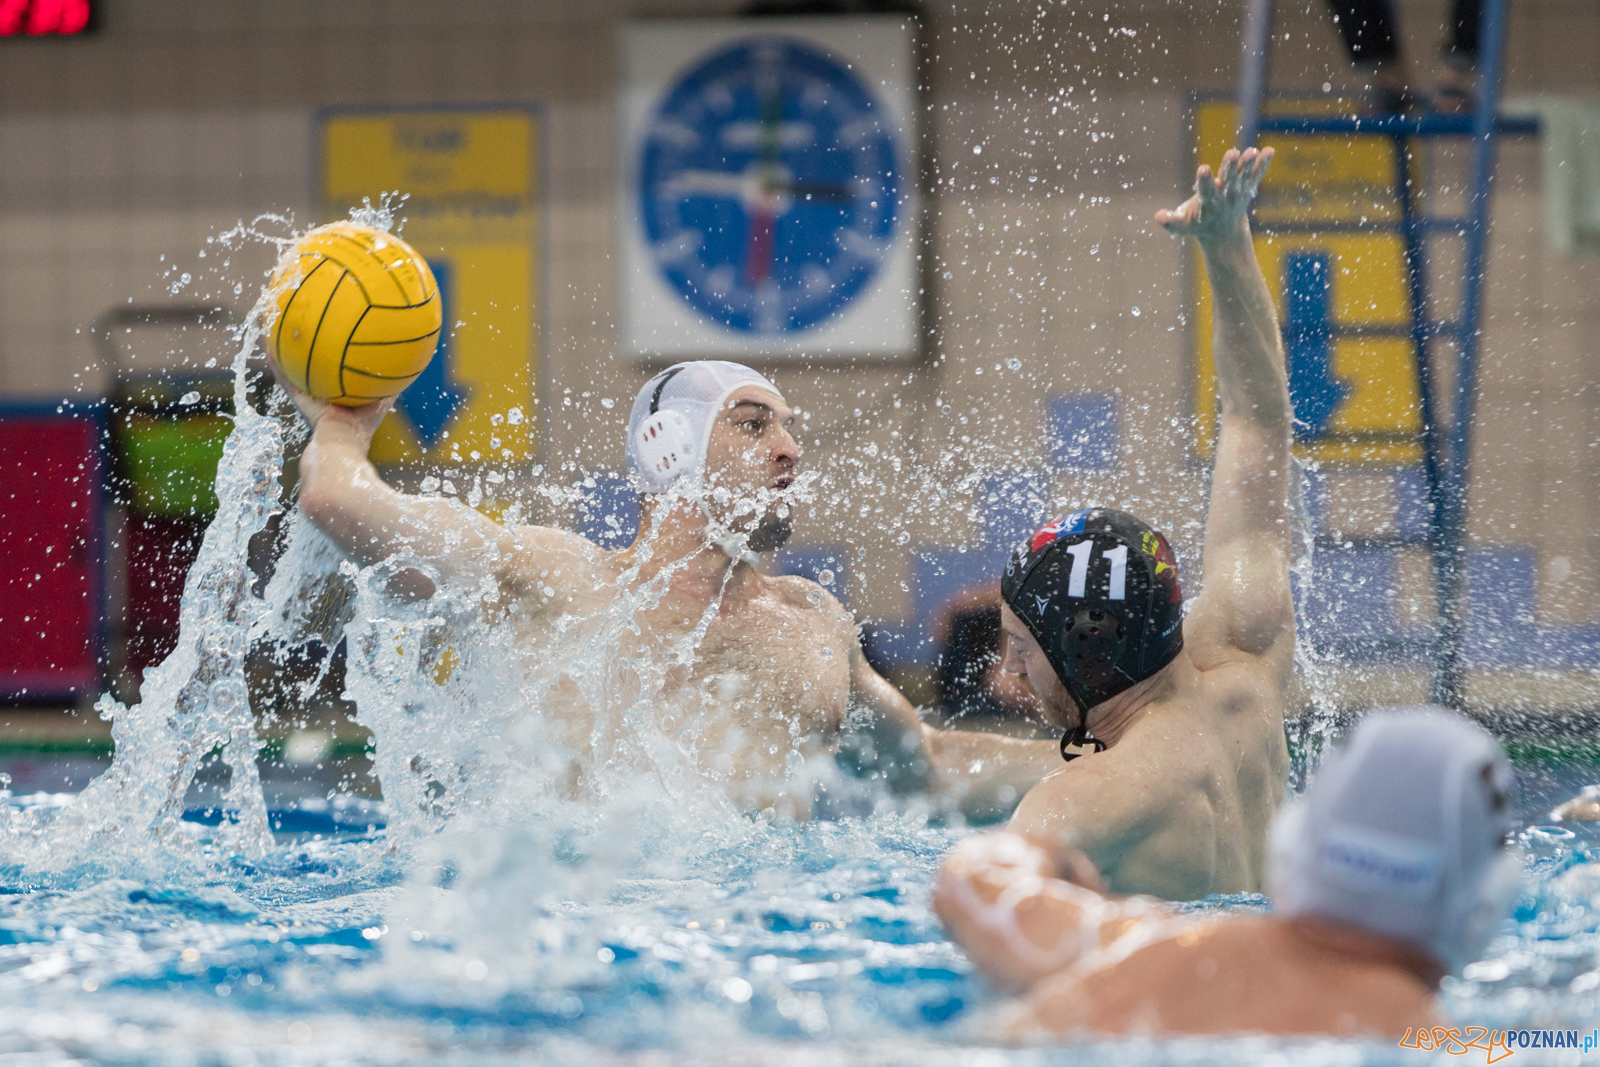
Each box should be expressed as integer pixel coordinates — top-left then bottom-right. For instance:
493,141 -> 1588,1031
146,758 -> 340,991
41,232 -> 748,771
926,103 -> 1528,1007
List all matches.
267,222 -> 442,407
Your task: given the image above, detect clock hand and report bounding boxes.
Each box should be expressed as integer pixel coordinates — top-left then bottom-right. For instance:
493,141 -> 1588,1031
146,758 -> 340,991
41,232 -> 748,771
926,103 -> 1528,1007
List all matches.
745,81 -> 786,289
788,182 -> 854,203
665,171 -> 749,199
666,172 -> 853,204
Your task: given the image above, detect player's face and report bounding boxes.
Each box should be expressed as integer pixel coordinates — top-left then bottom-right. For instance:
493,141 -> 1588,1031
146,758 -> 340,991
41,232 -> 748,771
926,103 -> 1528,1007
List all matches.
702,385 -> 800,549
998,603 -> 1081,728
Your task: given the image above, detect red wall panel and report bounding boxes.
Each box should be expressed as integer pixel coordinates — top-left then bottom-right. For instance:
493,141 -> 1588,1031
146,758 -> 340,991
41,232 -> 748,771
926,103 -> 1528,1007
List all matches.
0,407 -> 103,700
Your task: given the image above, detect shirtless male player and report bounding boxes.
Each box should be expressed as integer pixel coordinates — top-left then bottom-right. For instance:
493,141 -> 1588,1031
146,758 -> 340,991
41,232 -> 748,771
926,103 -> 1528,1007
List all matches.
933,708 -> 1523,1039
985,146 -> 1296,899
282,359 -> 1059,817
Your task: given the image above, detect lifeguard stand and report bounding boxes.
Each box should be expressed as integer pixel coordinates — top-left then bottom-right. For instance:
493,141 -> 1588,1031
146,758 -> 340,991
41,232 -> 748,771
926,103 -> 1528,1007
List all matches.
1233,0 -> 1538,707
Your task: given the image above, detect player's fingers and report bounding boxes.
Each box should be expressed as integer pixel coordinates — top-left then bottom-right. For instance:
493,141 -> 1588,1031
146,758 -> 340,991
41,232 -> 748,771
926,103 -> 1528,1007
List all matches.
1232,148 -> 1257,197
1252,147 -> 1274,189
1157,195 -> 1199,230
1218,150 -> 1239,191
1243,146 -> 1265,183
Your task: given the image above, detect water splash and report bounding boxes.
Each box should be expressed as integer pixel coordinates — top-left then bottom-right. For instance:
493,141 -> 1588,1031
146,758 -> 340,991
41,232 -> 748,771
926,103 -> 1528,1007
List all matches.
1,216 -> 299,878
1285,456 -> 1342,790
0,178 -> 1558,1062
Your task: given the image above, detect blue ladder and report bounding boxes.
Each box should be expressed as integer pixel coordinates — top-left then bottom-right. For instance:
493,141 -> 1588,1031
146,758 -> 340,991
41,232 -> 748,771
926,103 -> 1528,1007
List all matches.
1233,0 -> 1538,707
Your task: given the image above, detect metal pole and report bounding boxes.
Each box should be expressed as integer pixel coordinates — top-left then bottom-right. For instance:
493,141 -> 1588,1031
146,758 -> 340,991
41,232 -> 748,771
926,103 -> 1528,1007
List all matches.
1235,0 -> 1275,148
1396,141 -> 1453,689
1429,0 -> 1510,707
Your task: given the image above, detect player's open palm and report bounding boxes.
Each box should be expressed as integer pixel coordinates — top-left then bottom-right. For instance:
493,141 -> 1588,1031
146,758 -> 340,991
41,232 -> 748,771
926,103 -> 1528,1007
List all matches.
1156,146 -> 1272,244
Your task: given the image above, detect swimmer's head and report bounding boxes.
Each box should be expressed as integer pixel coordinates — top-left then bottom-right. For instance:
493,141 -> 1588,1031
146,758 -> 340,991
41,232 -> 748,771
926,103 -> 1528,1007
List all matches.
1268,707 -> 1522,977
626,361 -> 799,551
998,508 -> 1185,724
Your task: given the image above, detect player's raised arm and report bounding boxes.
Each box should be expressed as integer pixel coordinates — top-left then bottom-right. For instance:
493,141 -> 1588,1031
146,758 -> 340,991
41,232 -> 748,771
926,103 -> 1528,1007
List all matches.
286,381 -> 588,601
1156,147 -> 1295,668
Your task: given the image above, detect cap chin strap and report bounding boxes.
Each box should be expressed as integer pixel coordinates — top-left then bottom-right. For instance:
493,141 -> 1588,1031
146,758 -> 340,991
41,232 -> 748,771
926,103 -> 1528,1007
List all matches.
705,509 -> 759,565
1060,722 -> 1107,763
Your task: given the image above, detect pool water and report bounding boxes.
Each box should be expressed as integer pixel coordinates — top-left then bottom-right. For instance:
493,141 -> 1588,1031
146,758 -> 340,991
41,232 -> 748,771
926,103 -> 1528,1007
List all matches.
0,752 -> 1596,1065
5,212 -> 1595,1067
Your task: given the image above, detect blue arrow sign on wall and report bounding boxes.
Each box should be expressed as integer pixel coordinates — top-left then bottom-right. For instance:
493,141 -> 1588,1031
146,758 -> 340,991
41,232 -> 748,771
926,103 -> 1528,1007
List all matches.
396,260 -> 467,449
1282,252 -> 1349,442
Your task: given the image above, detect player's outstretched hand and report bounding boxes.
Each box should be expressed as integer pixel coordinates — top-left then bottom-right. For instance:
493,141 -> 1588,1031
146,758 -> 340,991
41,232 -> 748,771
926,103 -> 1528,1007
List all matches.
1154,146 -> 1273,245
269,357 -> 394,444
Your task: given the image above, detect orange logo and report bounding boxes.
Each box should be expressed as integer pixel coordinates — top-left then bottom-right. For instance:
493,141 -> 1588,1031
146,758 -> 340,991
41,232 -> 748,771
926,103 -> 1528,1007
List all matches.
1398,1027 -> 1515,1062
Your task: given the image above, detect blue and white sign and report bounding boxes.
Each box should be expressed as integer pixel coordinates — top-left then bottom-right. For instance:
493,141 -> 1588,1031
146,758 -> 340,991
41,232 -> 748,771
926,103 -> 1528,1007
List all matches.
620,18 -> 918,358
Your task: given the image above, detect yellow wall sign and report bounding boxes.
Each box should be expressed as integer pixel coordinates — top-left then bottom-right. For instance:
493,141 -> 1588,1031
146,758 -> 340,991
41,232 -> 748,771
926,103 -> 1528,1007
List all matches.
1191,100 -> 1422,466
319,107 -> 540,466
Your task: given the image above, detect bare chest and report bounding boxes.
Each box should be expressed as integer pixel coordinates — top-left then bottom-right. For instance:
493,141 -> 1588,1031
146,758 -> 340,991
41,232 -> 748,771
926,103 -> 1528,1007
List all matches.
687,598 -> 851,737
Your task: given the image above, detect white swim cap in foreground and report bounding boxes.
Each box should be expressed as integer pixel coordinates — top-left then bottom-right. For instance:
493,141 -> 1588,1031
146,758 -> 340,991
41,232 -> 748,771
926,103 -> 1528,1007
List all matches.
625,361 -> 784,494
1268,706 -> 1522,974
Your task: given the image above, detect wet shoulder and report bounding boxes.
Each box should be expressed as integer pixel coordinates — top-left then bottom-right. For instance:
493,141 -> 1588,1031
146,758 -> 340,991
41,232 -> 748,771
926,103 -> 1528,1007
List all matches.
763,573 -> 855,634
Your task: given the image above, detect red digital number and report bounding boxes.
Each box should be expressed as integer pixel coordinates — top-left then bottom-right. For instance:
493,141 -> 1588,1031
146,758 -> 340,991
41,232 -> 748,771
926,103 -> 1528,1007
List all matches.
0,0 -> 92,36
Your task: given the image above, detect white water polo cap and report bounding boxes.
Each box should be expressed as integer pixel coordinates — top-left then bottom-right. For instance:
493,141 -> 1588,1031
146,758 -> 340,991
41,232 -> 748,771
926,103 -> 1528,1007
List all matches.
1268,707 -> 1522,975
626,361 -> 784,494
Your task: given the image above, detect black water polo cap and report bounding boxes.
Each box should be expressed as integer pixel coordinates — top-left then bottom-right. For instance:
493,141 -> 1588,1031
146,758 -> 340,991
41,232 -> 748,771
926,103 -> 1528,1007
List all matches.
1000,507 -> 1185,715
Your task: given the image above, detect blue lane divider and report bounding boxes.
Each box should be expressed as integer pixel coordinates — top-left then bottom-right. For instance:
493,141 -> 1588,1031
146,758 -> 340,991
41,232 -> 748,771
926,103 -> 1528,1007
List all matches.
181,807 -> 387,834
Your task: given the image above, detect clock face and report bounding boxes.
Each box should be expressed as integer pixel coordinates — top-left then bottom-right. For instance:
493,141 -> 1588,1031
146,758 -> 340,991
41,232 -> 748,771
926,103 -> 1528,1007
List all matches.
638,36 -> 902,337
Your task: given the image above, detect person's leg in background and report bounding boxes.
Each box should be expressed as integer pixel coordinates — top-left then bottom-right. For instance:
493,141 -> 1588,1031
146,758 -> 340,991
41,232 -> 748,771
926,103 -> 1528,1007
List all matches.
1436,0 -> 1481,111
1324,0 -> 1421,112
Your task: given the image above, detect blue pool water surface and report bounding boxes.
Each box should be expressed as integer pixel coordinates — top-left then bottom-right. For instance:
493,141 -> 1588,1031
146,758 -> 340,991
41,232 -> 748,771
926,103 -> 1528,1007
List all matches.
0,754 -> 1598,1066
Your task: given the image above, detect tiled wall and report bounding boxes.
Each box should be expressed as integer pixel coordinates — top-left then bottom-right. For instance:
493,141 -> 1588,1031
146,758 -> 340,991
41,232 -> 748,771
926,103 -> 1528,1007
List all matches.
2,0 -> 1597,706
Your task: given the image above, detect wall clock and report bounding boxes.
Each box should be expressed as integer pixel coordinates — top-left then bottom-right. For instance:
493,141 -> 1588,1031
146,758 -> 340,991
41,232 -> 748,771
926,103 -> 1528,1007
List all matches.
637,35 -> 901,337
